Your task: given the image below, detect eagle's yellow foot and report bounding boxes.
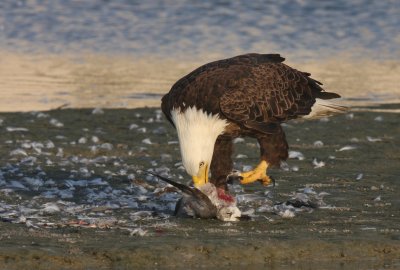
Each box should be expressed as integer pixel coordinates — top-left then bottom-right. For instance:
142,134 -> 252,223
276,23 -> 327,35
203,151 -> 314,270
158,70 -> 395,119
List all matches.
240,160 -> 273,186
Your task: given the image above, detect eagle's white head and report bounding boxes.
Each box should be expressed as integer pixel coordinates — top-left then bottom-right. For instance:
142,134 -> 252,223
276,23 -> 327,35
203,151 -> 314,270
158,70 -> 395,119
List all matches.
171,107 -> 227,187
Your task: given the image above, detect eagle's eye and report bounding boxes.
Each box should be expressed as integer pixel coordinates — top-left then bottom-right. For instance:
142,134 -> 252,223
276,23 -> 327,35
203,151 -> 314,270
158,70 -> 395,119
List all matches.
199,161 -> 205,167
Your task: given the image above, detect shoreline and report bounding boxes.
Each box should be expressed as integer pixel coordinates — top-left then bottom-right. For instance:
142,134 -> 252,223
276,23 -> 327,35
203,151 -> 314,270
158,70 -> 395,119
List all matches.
1,50 -> 399,112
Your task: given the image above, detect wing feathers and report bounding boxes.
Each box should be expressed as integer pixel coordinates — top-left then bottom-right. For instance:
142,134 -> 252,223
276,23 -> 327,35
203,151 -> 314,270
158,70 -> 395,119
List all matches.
163,53 -> 344,135
302,99 -> 348,119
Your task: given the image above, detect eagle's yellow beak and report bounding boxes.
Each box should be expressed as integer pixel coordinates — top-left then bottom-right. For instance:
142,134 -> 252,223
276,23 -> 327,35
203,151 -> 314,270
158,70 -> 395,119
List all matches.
192,163 -> 209,188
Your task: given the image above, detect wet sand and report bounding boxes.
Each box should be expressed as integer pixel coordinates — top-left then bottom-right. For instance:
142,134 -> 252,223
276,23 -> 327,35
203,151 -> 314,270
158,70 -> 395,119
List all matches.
1,51 -> 400,112
0,106 -> 399,269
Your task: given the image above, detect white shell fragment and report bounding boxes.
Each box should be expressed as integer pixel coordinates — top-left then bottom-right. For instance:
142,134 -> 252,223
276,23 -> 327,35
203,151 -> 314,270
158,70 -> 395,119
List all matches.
313,140 -> 324,148
366,136 -> 382,142
233,138 -> 245,144
129,124 -> 139,130
10,149 -> 28,156
92,108 -> 104,115
142,138 -> 152,145
49,118 -> 64,127
312,158 -> 325,168
337,145 -> 357,151
6,127 -> 29,132
288,151 -> 305,160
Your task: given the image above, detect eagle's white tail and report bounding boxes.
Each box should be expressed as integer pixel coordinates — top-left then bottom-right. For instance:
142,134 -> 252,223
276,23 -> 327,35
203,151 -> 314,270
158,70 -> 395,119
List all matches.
302,99 -> 348,119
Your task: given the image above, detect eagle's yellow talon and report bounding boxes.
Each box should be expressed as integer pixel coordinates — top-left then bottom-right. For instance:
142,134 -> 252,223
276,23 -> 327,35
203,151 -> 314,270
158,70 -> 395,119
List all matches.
260,175 -> 274,186
239,160 -> 272,185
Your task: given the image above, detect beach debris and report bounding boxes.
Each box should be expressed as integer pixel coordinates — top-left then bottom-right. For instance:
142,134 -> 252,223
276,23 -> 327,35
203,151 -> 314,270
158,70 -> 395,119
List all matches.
10,148 -> 28,156
6,127 -> 29,132
350,137 -> 359,143
356,173 -> 363,180
288,150 -> 305,160
42,202 -> 61,214
319,117 -> 330,122
129,124 -> 139,130
142,138 -> 152,145
78,137 -> 87,144
49,118 -> 64,127
337,145 -> 357,151
92,108 -> 104,115
313,140 -> 324,148
312,158 -> 325,168
233,138 -> 245,144
100,143 -> 113,150
366,136 -> 382,142
91,136 -> 100,143
160,154 -> 172,162
373,195 -> 381,202
129,228 -> 148,237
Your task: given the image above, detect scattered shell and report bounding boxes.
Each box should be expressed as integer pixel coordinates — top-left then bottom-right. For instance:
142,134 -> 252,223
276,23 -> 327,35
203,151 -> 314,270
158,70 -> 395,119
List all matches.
91,136 -> 100,143
92,108 -> 104,115
319,117 -> 330,122
78,137 -> 87,144
280,161 -> 290,171
373,195 -> 381,202
100,143 -> 113,150
313,140 -> 324,148
152,127 -> 167,135
49,118 -> 64,127
337,145 -> 357,151
42,203 -> 61,214
10,149 -> 28,156
233,138 -> 245,144
288,151 -> 305,160
142,138 -> 152,145
312,158 -> 325,168
366,136 -> 382,142
350,138 -> 359,143
129,124 -> 139,130
129,228 -> 148,237
160,154 -> 172,162
6,127 -> 29,132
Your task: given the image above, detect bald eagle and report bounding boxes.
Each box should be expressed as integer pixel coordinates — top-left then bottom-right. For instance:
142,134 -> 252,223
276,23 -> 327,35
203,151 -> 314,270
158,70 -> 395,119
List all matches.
161,53 -> 346,189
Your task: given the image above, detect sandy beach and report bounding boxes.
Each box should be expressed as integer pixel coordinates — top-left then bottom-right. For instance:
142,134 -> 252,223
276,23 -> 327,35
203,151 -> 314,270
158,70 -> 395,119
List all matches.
1,51 -> 399,112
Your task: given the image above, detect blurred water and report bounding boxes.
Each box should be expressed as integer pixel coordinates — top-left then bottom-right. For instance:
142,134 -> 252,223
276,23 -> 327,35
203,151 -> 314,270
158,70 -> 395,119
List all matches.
0,0 -> 399,59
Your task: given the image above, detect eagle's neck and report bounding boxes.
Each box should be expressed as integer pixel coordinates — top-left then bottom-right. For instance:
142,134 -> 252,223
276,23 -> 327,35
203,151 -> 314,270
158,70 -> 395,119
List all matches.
170,107 -> 228,176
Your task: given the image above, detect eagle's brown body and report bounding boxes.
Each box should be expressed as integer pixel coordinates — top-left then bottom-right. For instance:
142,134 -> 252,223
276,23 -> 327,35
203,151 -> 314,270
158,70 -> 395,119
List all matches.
162,53 -> 343,189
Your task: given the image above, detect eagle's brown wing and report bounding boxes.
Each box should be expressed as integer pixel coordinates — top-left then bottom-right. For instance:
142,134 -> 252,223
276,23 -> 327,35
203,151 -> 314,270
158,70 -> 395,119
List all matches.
219,59 -> 339,133
161,54 -> 287,126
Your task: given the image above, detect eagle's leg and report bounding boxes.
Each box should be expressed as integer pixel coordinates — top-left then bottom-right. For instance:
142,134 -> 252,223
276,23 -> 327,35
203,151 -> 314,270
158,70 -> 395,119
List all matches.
210,136 -> 233,191
239,127 -> 288,186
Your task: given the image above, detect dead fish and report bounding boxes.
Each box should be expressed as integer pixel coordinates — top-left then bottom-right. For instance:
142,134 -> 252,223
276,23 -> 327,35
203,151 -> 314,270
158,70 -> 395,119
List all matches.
146,172 -> 243,221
